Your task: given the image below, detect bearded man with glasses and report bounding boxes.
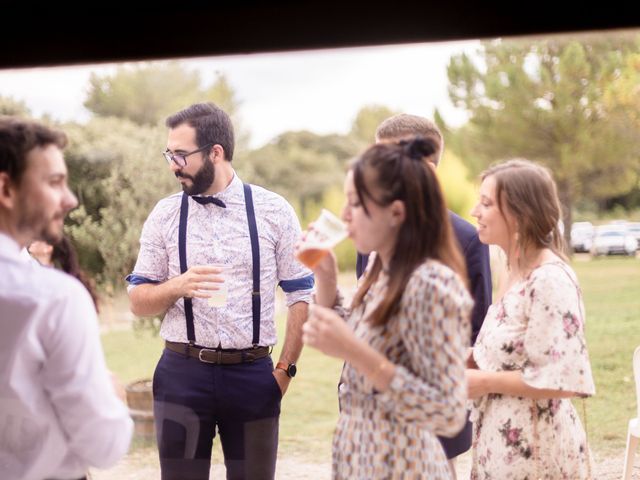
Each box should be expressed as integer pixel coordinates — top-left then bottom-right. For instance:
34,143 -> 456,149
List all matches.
127,102 -> 313,480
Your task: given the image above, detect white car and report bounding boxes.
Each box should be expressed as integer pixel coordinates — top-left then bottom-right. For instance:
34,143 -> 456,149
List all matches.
627,222 -> 640,251
570,222 -> 594,253
591,225 -> 637,256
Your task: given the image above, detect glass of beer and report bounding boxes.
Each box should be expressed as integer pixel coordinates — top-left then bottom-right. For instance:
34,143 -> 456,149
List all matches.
296,209 -> 348,268
207,264 -> 229,307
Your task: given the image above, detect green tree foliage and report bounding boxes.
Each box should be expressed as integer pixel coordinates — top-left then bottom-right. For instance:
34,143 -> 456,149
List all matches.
66,119 -> 172,290
446,33 -> 640,232
599,52 -> 640,211
0,95 -> 31,116
241,131 -> 352,220
64,118 -> 144,223
437,150 -> 478,221
84,62 -> 201,126
84,62 -> 246,143
349,104 -> 398,148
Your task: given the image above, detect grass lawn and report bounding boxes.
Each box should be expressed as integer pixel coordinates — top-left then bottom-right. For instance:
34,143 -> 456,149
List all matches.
101,257 -> 639,461
573,256 -> 640,455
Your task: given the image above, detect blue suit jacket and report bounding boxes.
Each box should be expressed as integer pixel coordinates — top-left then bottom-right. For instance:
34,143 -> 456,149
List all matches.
354,211 -> 492,458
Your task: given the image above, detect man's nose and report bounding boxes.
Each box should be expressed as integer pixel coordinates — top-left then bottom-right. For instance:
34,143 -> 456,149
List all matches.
64,187 -> 78,212
168,159 -> 183,174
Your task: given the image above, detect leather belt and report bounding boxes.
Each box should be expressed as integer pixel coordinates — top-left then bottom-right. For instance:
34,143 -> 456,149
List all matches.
165,341 -> 270,365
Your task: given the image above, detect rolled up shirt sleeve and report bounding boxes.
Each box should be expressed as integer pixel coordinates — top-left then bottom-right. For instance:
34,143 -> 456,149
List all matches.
126,201 -> 170,291
275,201 -> 314,306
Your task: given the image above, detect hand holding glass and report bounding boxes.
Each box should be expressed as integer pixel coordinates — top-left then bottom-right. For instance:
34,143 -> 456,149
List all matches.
195,264 -> 229,307
296,209 -> 348,268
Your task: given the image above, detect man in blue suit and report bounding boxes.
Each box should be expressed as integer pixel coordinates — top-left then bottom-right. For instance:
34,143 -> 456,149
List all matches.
356,114 -> 492,477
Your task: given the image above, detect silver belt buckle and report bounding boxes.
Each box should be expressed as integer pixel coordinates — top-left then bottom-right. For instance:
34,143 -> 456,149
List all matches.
198,348 -> 220,364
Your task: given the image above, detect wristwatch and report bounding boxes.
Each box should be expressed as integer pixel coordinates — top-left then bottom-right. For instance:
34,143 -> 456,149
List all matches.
275,362 -> 297,378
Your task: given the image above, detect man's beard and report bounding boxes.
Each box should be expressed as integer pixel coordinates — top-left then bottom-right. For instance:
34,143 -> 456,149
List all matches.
175,157 -> 215,196
17,208 -> 65,245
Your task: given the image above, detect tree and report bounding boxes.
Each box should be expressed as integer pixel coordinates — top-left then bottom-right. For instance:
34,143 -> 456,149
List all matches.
0,95 -> 31,116
446,32 -> 640,237
241,131 -> 345,220
349,104 -> 398,147
64,117 -> 171,288
84,62 -> 247,146
436,150 -> 478,221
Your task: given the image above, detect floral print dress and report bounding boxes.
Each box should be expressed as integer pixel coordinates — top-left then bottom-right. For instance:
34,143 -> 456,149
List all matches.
333,257 -> 473,479
471,261 -> 596,479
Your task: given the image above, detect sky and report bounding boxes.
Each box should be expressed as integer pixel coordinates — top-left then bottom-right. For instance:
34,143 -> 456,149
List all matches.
0,40 -> 480,148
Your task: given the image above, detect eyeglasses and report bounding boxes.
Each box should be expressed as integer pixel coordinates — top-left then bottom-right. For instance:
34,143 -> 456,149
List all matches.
163,143 -> 213,168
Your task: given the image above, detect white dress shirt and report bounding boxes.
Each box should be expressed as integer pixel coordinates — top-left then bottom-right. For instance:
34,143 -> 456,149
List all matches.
0,233 -> 133,480
128,173 -> 314,349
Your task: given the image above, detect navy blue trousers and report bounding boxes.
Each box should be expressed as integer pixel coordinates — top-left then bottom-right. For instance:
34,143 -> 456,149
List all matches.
153,348 -> 282,480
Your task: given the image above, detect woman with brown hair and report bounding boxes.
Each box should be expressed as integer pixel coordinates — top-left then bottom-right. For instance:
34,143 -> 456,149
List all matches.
300,137 -> 473,479
29,234 -> 100,311
467,159 -> 595,479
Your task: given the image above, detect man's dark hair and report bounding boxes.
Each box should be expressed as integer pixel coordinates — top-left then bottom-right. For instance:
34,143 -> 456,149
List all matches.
0,116 -> 67,183
165,102 -> 235,162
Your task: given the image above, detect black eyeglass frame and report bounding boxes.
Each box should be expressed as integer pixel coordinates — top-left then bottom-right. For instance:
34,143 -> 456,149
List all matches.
163,143 -> 214,167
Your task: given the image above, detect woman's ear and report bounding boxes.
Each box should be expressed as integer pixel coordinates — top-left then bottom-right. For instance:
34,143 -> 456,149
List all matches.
390,199 -> 406,227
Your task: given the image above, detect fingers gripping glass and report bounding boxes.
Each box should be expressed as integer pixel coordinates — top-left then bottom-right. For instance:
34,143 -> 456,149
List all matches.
163,143 -> 213,167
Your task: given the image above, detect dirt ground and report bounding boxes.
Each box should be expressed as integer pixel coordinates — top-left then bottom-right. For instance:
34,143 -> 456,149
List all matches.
89,446 -> 640,479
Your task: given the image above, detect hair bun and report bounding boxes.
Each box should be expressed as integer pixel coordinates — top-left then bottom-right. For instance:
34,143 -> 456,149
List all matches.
398,136 -> 436,161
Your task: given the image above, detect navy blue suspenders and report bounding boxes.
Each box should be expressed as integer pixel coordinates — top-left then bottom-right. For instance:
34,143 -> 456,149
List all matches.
243,184 -> 262,347
178,192 -> 196,343
178,184 -> 261,347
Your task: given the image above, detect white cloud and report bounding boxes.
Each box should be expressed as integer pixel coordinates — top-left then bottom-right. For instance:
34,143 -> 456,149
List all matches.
0,40 -> 479,148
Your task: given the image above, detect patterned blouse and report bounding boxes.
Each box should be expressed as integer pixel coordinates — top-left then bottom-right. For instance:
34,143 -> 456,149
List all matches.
127,173 -> 313,349
333,256 -> 472,479
471,261 -> 596,479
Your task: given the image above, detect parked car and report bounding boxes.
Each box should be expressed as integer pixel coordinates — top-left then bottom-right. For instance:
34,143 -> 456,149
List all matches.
627,222 -> 640,250
570,222 -> 594,253
591,225 -> 637,256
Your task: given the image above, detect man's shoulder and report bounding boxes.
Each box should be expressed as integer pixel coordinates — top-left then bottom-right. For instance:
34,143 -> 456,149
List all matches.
156,192 -> 183,207
147,192 -> 183,218
247,183 -> 292,210
8,260 -> 91,307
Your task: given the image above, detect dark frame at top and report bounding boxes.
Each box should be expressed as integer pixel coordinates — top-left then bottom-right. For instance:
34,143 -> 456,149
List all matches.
1,3 -> 639,69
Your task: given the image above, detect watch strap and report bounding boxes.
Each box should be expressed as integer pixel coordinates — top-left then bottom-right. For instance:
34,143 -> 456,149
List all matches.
275,361 -> 294,378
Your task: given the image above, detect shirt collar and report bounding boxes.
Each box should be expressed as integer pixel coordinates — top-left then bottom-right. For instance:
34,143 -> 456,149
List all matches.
0,231 -> 25,261
215,171 -> 243,204
191,171 -> 243,206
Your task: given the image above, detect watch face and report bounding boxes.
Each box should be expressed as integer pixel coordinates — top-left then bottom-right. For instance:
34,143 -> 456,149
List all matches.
288,364 -> 297,378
